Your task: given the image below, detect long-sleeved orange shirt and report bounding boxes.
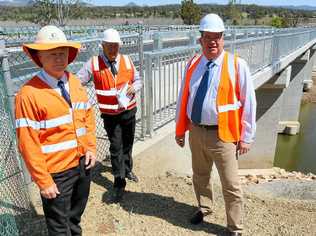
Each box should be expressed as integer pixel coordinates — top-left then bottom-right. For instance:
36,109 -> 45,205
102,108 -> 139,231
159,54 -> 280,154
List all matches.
15,71 -> 96,189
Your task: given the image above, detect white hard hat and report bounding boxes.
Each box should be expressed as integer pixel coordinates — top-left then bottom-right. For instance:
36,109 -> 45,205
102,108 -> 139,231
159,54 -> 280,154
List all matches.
199,14 -> 225,33
102,28 -> 122,44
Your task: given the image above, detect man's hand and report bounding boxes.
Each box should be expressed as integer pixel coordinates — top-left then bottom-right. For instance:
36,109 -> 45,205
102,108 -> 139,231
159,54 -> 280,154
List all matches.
126,85 -> 135,96
40,184 -> 60,199
237,141 -> 251,155
85,150 -> 96,169
175,135 -> 185,147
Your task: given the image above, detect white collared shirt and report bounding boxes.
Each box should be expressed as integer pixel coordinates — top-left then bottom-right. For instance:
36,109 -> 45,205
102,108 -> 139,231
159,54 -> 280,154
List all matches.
176,50 -> 257,143
37,70 -> 69,96
76,53 -> 142,92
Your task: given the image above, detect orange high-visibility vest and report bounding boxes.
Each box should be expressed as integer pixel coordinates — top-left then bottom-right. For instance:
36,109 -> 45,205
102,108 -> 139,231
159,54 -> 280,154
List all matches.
176,52 -> 242,142
15,72 -> 96,189
91,54 -> 136,115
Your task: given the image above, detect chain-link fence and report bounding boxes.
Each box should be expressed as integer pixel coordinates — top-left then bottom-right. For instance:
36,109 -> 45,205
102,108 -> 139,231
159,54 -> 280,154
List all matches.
0,45 -> 42,236
0,25 -> 146,236
1,24 -> 316,235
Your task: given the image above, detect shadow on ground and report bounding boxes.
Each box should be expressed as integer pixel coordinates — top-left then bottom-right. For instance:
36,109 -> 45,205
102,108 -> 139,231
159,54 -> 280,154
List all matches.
91,162 -> 230,236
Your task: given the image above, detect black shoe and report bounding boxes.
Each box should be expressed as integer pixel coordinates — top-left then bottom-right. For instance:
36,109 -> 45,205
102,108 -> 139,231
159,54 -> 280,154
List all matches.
112,187 -> 124,203
126,172 -> 139,182
190,210 -> 204,225
228,232 -> 242,236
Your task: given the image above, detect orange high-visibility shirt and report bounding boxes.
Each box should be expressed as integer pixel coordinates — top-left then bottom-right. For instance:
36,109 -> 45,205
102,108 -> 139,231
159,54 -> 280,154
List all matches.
15,72 -> 96,189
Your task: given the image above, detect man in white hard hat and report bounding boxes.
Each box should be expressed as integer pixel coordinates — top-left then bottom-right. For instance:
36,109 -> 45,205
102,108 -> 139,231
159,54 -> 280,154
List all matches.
175,14 -> 256,236
15,25 -> 96,235
77,28 -> 142,202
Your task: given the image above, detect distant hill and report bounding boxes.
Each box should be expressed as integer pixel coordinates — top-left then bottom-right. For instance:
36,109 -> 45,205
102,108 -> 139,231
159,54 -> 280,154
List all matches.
0,0 -> 33,7
0,0 -> 93,7
278,5 -> 316,11
0,1 -> 315,11
126,2 -> 138,7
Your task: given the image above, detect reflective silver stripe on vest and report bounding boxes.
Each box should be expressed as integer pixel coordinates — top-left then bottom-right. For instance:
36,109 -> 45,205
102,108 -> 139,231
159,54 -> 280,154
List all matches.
16,113 -> 78,130
40,114 -> 72,129
188,55 -> 202,70
41,139 -> 78,154
96,89 -> 117,96
92,56 -> 99,71
72,102 -> 91,110
16,118 -> 41,130
98,98 -> 136,110
218,101 -> 242,113
76,127 -> 87,137
98,103 -> 119,110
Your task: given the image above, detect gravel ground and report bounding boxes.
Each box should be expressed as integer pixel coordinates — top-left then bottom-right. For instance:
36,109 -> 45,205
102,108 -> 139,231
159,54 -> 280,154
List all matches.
78,160 -> 316,236
302,76 -> 316,104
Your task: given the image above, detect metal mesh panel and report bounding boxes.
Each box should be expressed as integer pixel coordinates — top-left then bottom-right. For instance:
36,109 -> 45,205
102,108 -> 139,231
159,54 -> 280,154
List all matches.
145,47 -> 200,131
1,25 -> 316,235
8,32 -> 144,163
0,61 -> 35,236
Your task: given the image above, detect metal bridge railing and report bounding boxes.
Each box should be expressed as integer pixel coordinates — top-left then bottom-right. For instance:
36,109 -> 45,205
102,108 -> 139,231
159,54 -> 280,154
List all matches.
143,28 -> 316,136
1,25 -> 316,234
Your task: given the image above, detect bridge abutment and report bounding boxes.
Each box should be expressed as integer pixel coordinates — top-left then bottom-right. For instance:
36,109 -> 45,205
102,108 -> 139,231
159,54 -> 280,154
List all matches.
239,67 -> 290,168
240,47 -> 316,169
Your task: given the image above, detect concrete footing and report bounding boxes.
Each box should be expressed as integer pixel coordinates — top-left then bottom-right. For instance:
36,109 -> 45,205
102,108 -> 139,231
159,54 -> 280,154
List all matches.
303,80 -> 313,92
278,121 -> 300,135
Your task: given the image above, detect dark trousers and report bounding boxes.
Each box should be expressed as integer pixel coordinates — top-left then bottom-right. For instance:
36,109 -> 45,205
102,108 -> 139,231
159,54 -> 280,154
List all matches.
102,107 -> 136,188
41,158 -> 91,236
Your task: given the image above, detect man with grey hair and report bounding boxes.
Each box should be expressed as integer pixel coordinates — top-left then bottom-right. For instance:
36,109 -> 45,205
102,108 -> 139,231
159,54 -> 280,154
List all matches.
77,28 -> 142,203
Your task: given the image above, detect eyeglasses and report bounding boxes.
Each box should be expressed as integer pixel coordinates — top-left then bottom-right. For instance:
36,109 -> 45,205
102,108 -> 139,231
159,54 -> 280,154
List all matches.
202,33 -> 223,42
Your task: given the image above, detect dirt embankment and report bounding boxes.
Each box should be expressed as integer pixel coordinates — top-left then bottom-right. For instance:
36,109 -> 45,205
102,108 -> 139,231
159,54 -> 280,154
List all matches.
78,162 -> 316,236
301,76 -> 316,104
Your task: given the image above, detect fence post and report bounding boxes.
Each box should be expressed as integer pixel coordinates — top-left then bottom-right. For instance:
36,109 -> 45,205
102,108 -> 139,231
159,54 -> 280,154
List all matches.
0,40 -> 32,185
188,30 -> 196,46
272,34 -> 280,65
153,32 -> 162,50
137,22 -> 145,140
0,41 -> 16,128
145,53 -> 153,137
245,29 -> 249,39
230,29 -> 236,53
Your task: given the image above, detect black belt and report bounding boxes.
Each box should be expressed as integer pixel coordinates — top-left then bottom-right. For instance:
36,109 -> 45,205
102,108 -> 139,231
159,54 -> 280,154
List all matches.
194,124 -> 218,130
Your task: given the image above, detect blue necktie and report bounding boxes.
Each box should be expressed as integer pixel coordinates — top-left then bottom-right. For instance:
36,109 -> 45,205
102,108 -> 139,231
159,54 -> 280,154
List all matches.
191,61 -> 215,124
109,61 -> 117,76
57,80 -> 72,108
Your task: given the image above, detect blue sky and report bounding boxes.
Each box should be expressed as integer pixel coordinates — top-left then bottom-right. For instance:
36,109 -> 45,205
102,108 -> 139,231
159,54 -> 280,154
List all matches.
86,0 -> 316,7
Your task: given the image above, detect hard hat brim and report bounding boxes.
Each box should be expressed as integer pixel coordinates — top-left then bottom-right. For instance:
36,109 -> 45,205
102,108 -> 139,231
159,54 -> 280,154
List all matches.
22,42 -> 81,68
199,27 -> 225,33
101,40 -> 122,45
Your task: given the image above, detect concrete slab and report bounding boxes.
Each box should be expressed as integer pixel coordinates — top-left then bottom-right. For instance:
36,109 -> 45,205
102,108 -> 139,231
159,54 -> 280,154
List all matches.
133,122 -> 193,177
133,122 -> 276,179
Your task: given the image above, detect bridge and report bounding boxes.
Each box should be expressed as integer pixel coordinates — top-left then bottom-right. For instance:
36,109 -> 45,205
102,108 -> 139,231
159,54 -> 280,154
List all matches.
0,24 -> 316,234
142,27 -> 316,169
1,25 -> 316,169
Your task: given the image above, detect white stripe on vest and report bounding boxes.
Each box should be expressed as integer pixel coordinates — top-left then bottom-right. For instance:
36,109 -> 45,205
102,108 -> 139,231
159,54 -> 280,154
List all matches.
96,89 -> 117,96
98,98 -> 136,110
41,139 -> 78,154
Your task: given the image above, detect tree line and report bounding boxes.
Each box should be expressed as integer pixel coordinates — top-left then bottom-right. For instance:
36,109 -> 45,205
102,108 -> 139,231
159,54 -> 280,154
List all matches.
0,0 -> 315,27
